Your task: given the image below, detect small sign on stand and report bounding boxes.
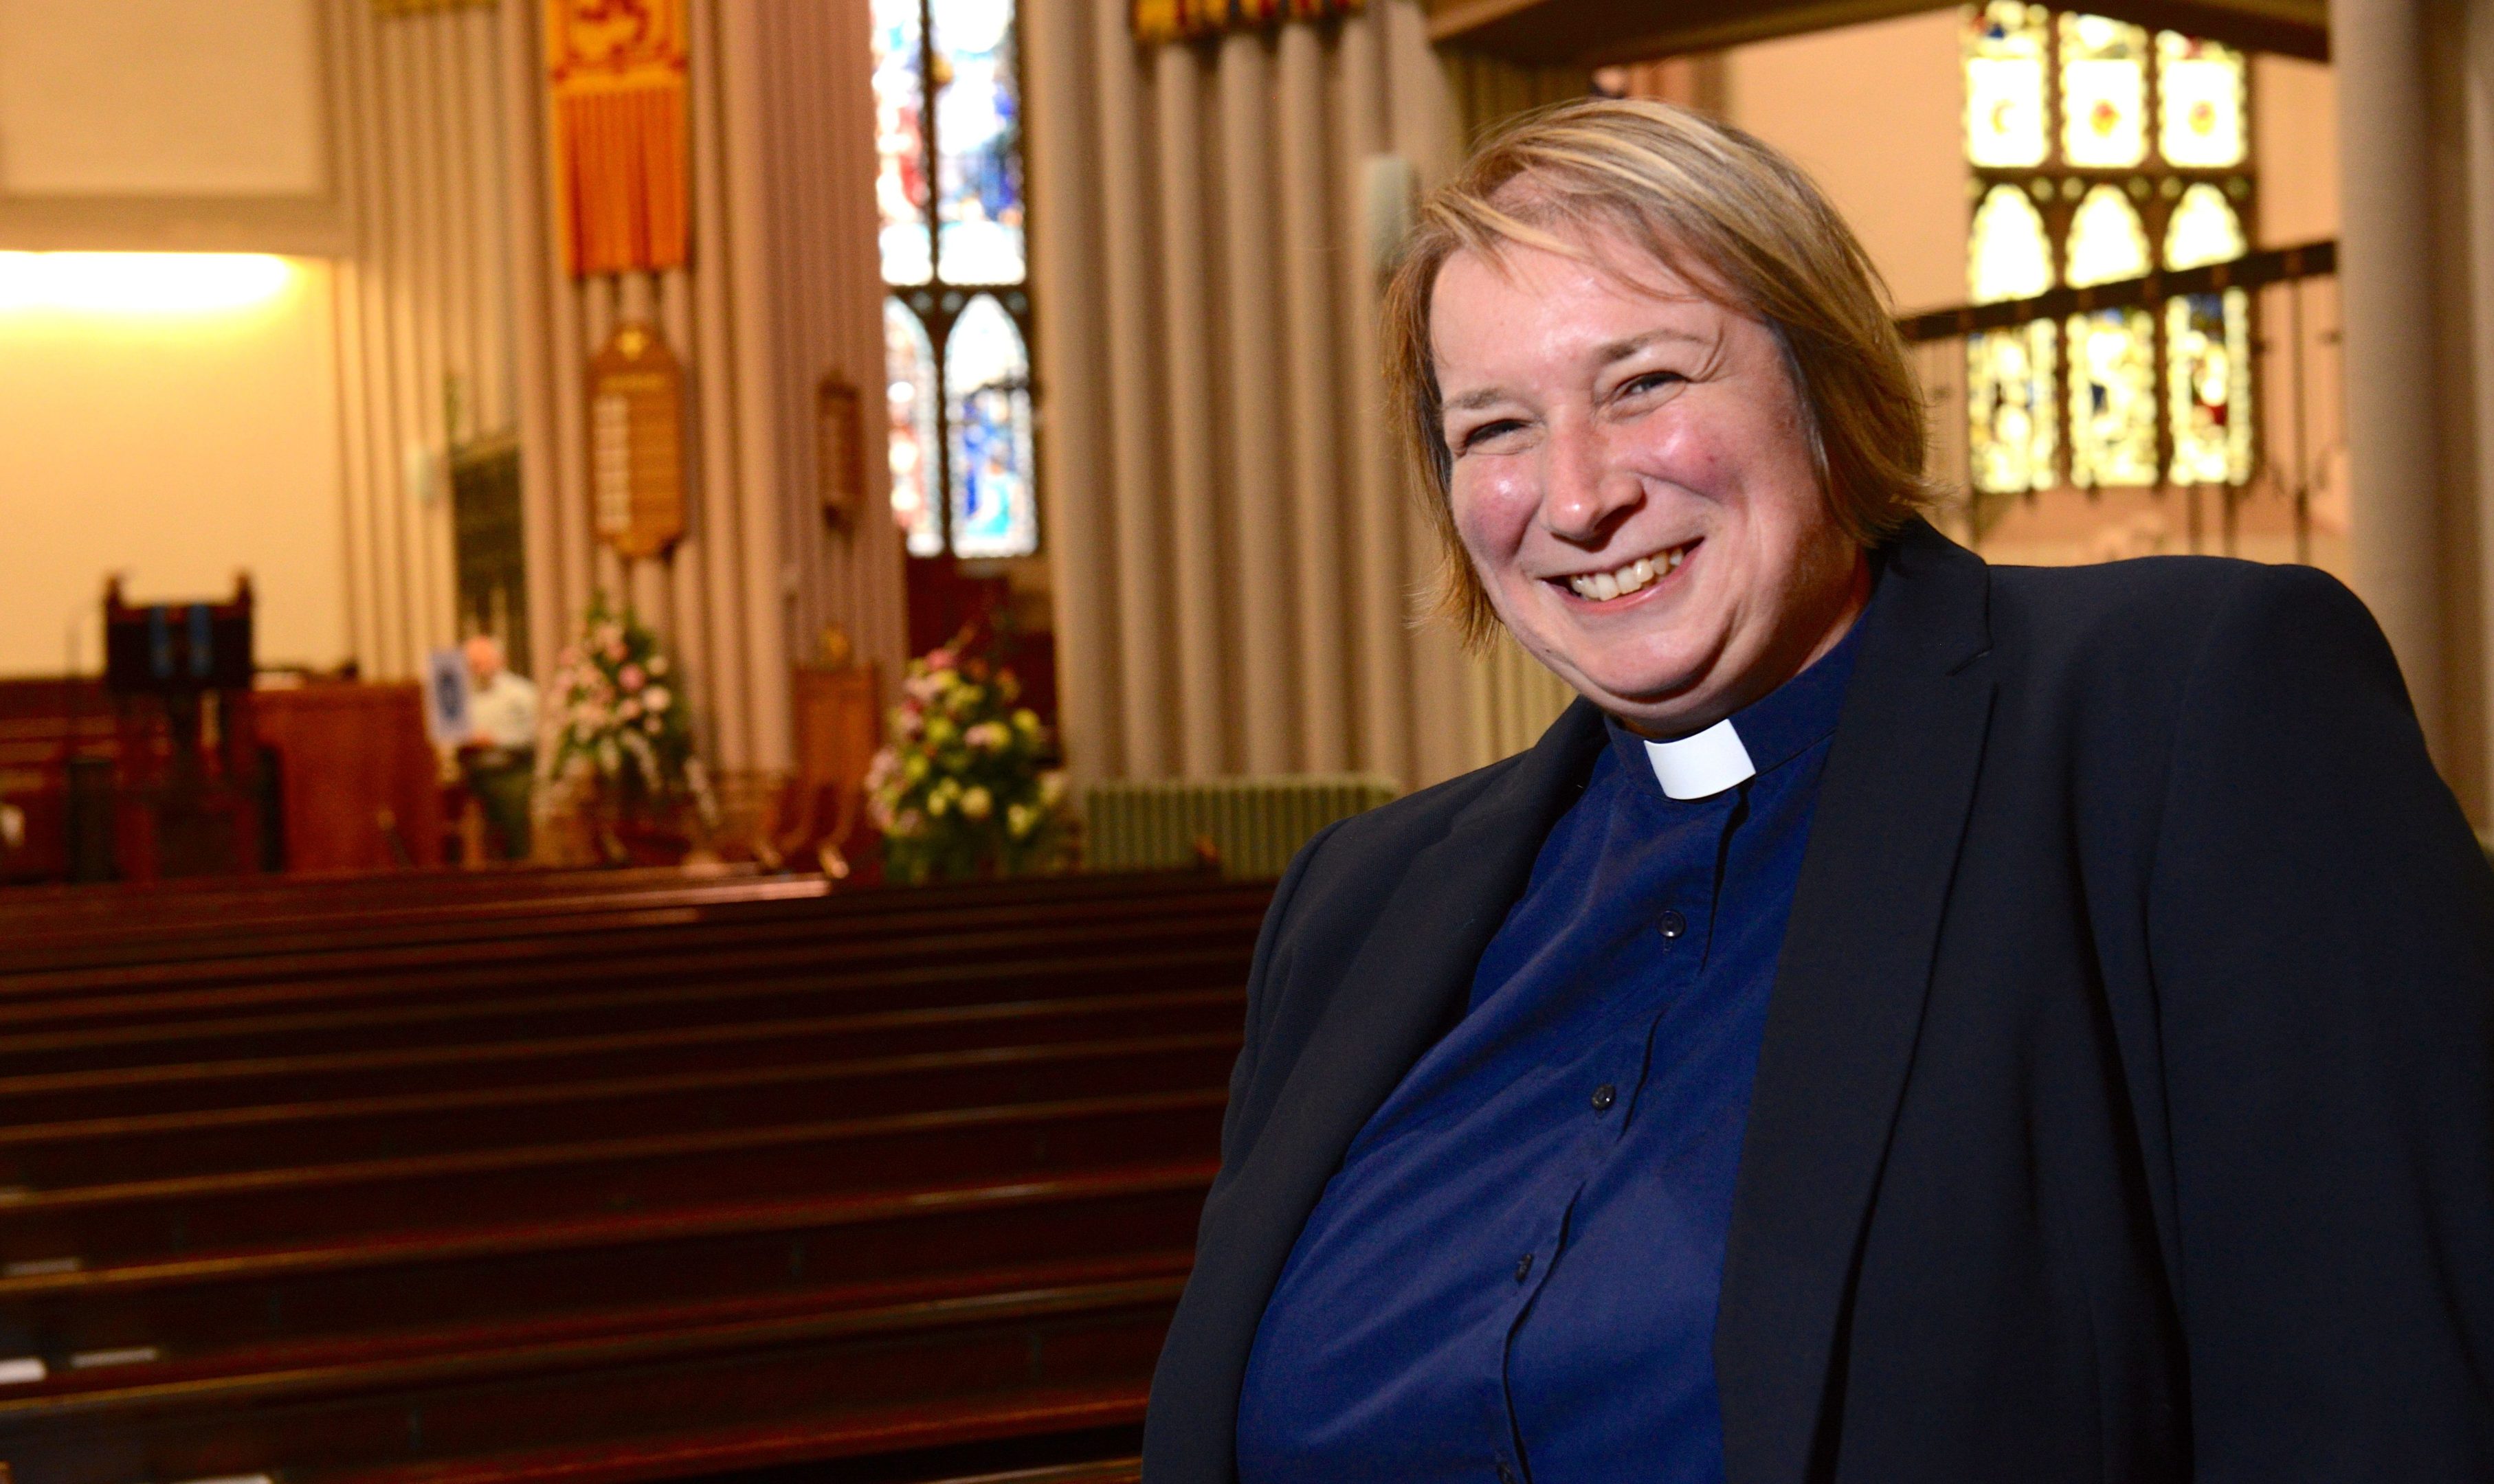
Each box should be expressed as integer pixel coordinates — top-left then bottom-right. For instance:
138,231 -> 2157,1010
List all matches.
423,649 -> 474,748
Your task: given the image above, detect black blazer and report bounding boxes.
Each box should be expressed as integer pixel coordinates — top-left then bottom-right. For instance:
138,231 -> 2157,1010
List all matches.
1143,520 -> 2494,1483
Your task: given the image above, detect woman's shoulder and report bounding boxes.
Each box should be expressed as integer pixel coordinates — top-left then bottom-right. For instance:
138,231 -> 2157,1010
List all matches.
1985,553 -> 2376,679
1298,750 -> 1543,881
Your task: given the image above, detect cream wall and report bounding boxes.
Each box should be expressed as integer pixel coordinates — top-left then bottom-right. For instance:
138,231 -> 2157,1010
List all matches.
0,258 -> 346,675
2256,53 -> 2339,246
1723,10 -> 1968,314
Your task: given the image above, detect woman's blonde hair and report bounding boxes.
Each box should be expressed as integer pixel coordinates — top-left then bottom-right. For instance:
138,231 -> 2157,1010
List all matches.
1382,97 -> 1935,648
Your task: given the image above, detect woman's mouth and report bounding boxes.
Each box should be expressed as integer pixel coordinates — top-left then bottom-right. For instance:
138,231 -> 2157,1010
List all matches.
1560,541 -> 1696,603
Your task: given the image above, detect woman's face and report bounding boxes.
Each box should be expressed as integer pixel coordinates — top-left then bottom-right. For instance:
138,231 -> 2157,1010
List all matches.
1433,235 -> 1869,737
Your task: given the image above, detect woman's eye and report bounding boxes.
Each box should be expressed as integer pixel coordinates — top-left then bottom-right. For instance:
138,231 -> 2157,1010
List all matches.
1458,419 -> 1526,452
1620,370 -> 1686,398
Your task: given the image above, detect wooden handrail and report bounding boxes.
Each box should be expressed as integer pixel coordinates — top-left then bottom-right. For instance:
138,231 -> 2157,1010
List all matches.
1897,238 -> 2339,344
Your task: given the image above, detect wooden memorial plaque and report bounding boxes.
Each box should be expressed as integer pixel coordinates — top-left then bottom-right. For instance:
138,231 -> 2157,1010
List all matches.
588,323 -> 687,560
817,375 -> 865,527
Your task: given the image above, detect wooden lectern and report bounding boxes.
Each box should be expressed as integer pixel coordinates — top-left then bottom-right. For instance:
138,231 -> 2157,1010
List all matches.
102,575 -> 265,880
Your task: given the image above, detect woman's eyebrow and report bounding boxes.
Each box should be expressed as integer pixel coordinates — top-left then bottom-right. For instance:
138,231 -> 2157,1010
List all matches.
1443,385 -> 1516,414
1594,326 -> 1708,364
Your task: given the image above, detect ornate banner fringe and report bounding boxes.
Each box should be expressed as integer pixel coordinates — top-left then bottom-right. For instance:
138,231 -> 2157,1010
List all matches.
1131,0 -> 1362,46
547,0 -> 691,277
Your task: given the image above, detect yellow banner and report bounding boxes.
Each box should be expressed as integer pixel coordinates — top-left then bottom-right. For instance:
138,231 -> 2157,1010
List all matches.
546,0 -> 691,276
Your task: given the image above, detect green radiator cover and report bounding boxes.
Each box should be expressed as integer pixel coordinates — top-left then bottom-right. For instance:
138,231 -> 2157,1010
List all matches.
1080,774 -> 1403,881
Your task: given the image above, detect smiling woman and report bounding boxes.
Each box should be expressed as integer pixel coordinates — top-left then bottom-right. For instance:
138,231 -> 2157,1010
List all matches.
1144,98 -> 2494,1484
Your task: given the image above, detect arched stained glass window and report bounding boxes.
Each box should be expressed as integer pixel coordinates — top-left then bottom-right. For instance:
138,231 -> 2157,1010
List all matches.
1966,4 -> 2049,170
2058,14 -> 2148,168
1966,181 -> 2057,496
2067,183 -> 2150,286
871,0 -> 931,285
944,295 -> 1037,560
932,0 -> 1024,285
2163,181 -> 2245,269
886,298 -> 943,556
2067,307 -> 2159,487
2157,32 -> 2246,168
1970,322 -> 2060,494
1970,184 -> 2054,302
1961,8 -> 2262,503
876,0 -> 1038,559
2168,289 -> 2252,484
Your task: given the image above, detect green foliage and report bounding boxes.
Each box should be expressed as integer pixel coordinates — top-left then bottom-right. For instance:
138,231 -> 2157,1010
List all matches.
865,643 -> 1071,884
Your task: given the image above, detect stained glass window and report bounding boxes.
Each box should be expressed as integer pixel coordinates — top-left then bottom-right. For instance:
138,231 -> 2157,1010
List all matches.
932,0 -> 1024,285
1969,320 -> 2060,494
2163,181 -> 2245,269
1965,4 -> 2050,170
2066,183 -> 2150,286
886,298 -> 943,556
1959,7 -> 2261,511
877,0 -> 1036,559
1970,184 -> 2054,302
2168,289 -> 2252,484
944,295 -> 1038,559
2157,31 -> 2246,168
871,0 -> 931,285
2058,14 -> 2148,169
2067,307 -> 2159,486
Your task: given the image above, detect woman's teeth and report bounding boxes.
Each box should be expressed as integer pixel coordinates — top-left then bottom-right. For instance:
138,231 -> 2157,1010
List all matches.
1567,545 -> 1686,602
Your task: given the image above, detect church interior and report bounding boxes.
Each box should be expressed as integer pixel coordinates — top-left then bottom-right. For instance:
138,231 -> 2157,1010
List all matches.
0,0 -> 2472,1476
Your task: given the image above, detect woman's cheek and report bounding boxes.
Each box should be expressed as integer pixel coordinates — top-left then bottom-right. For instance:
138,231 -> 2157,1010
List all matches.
1450,464 -> 1539,570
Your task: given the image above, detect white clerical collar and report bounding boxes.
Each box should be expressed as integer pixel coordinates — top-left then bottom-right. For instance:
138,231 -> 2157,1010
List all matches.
1643,718 -> 1757,800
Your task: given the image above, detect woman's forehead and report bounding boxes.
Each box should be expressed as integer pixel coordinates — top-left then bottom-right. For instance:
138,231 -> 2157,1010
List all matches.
1429,238 -> 1741,372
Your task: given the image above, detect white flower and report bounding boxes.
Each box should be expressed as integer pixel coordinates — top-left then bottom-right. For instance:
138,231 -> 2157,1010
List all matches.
643,686 -> 671,714
648,655 -> 669,677
961,786 -> 992,820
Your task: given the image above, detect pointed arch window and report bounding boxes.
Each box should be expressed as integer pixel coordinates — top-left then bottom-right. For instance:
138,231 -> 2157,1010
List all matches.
872,0 -> 1038,559
1961,5 -> 2258,497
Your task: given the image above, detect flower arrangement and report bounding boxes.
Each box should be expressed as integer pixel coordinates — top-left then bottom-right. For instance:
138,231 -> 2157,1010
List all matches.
546,594 -> 708,815
865,643 -> 1070,884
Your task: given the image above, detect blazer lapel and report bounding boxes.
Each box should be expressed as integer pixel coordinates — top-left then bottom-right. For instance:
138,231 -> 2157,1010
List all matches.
1212,694 -> 1608,1251
1165,697 -> 1608,1475
1715,520 -> 1998,1484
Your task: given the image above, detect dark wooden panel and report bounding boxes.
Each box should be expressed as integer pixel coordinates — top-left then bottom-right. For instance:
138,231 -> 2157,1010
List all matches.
1423,0 -> 2326,68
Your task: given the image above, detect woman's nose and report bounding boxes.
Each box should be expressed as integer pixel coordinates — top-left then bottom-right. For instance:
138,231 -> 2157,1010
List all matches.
1540,423 -> 1639,544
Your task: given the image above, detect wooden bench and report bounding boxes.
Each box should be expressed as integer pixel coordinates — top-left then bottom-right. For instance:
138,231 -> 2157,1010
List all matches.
0,868 -> 1269,1484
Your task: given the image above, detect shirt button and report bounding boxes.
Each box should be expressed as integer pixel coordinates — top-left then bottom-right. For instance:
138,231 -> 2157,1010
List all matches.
1514,1252 -> 1534,1283
1658,908 -> 1687,940
1591,1083 -> 1618,1112
1497,1463 -> 1520,1484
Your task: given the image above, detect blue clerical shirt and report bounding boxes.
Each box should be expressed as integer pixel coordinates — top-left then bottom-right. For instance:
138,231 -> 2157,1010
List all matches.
1235,624 -> 1862,1483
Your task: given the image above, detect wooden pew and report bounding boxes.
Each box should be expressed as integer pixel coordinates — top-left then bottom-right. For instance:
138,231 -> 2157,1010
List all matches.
0,867 -> 1271,1484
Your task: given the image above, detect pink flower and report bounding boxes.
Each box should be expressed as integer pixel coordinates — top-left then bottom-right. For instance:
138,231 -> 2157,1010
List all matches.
924,648 -> 956,673
619,664 -> 645,691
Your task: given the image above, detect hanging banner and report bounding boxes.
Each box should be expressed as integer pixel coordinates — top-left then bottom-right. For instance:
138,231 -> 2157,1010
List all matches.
546,0 -> 691,277
1131,0 -> 1360,46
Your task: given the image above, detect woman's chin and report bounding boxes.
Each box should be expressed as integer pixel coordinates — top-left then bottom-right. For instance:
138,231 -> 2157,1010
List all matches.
1557,658 -> 1711,721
